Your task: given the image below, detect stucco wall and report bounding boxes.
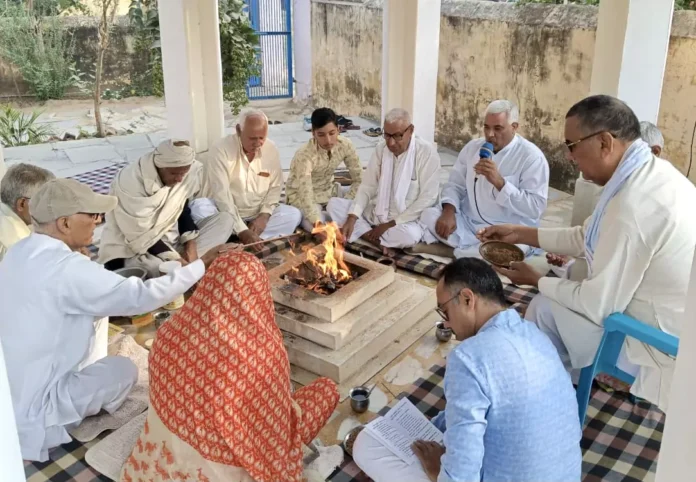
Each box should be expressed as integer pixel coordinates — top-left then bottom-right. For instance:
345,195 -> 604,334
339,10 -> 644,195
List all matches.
311,0 -> 696,192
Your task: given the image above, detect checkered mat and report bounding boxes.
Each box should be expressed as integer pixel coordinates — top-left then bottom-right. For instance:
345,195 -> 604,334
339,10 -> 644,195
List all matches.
345,240 -> 538,314
328,364 -> 665,482
24,438 -> 110,482
68,162 -> 129,195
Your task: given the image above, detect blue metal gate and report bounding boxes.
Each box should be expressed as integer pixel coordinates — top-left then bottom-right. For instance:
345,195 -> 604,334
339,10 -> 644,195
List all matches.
245,0 -> 293,100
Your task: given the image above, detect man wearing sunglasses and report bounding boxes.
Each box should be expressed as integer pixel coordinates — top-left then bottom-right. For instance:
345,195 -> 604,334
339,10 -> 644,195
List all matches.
420,99 -> 549,259
479,95 -> 696,411
327,108 -> 440,253
353,258 -> 581,482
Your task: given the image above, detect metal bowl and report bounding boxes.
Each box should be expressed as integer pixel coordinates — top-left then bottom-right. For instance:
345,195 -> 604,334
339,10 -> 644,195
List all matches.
114,266 -> 148,281
435,321 -> 453,342
342,425 -> 365,457
479,241 -> 524,268
154,311 -> 171,328
349,386 -> 371,413
375,256 -> 397,271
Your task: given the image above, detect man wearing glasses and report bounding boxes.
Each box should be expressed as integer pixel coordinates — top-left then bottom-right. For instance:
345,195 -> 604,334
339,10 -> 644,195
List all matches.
479,95 -> 696,411
419,99 -> 549,259
0,178 -> 235,461
327,108 -> 440,253
353,257 -> 581,482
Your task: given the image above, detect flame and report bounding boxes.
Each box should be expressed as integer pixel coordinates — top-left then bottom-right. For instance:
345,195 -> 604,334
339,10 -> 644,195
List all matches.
308,221 -> 352,281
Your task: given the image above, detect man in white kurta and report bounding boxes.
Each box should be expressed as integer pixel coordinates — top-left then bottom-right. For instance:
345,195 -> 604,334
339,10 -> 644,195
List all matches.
327,108 -> 440,250
98,140 -> 234,277
0,163 -> 55,262
420,100 -> 549,258
481,96 -> 696,411
0,178 -> 232,461
197,109 -> 301,247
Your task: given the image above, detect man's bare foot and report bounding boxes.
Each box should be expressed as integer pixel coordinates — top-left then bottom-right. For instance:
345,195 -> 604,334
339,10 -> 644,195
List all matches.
382,247 -> 397,257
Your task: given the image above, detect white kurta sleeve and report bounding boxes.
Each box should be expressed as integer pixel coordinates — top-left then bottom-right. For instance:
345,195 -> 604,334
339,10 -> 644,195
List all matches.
440,145 -> 471,212
538,218 -> 652,324
260,148 -> 283,215
538,226 -> 586,257
60,255 -> 205,317
493,154 -> 549,220
349,149 -> 381,217
394,144 -> 441,224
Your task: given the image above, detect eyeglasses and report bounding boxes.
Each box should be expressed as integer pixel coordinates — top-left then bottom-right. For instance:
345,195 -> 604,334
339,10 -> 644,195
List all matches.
78,212 -> 102,221
383,125 -> 413,142
435,290 -> 461,321
564,130 -> 608,153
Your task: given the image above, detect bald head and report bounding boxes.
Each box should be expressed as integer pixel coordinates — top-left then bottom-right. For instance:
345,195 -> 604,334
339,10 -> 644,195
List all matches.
236,109 -> 269,156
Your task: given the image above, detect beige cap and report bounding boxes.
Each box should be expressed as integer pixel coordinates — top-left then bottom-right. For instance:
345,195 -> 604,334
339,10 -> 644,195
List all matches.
29,178 -> 118,224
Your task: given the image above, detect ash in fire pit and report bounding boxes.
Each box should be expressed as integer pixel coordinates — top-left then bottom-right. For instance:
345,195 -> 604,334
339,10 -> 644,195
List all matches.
283,252 -> 365,295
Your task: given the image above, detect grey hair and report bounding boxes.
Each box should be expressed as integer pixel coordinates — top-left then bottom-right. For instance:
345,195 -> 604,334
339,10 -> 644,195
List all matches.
384,108 -> 412,125
566,95 -> 641,142
639,121 -> 664,148
237,108 -> 268,128
485,100 -> 519,124
0,163 -> 55,209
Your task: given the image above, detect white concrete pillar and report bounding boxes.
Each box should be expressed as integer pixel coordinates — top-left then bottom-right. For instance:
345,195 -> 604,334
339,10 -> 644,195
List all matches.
159,0 -> 225,153
573,0 -> 675,223
293,0 -> 312,101
0,342 -> 24,482
655,253 -> 696,480
380,0 -> 441,143
589,0 -> 674,123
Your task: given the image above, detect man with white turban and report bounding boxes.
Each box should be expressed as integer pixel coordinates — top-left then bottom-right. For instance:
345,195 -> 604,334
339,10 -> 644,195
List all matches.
98,140 -> 235,277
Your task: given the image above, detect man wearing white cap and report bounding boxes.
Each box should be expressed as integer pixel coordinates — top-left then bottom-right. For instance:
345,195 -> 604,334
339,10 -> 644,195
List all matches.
0,178 -> 233,461
98,140 -> 235,277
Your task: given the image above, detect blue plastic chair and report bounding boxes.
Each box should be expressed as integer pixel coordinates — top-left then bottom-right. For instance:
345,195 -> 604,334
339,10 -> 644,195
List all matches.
576,312 -> 679,425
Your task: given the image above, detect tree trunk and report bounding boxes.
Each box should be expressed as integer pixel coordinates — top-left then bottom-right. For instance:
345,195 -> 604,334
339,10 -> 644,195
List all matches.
94,47 -> 105,138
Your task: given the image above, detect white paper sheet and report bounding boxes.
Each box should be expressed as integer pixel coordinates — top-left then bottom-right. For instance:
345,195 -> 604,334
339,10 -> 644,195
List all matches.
365,398 -> 444,465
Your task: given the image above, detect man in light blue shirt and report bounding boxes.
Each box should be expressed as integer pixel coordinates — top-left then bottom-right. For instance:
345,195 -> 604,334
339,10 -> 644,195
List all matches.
353,258 -> 581,481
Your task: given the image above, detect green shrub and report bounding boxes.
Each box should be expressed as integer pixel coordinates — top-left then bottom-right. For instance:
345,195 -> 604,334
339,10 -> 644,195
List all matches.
0,13 -> 80,101
0,105 -> 54,147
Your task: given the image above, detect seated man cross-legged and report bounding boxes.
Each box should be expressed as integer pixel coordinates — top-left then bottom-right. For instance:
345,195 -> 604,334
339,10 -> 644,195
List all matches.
197,108 -> 302,247
286,107 -> 363,235
353,258 -> 582,482
420,99 -> 549,259
328,108 -> 440,253
0,178 -> 232,461
98,140 -> 234,277
480,96 -> 696,411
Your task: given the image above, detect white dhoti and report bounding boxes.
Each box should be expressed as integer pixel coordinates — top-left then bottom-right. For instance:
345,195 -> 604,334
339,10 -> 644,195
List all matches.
352,430 -> 432,482
525,295 -> 639,379
419,205 -> 533,259
244,204 -> 302,240
326,197 -> 423,248
31,320 -> 138,461
124,212 -> 235,277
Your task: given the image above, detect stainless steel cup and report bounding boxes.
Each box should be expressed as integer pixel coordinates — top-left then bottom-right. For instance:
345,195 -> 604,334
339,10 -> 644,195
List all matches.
349,386 -> 370,413
435,321 -> 453,342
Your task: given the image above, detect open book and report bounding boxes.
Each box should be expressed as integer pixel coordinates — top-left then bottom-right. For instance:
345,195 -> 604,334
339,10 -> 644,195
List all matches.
365,398 -> 444,465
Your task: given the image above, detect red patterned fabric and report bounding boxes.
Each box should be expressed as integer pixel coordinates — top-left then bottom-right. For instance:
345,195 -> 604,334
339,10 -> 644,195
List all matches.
147,252 -> 339,482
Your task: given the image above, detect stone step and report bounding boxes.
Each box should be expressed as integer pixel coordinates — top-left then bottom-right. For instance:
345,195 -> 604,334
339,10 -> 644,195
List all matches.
283,283 -> 435,382
291,311 -> 441,401
275,277 -> 416,350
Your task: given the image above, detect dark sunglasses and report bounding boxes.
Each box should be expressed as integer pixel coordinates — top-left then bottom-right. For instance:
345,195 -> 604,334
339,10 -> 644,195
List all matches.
383,125 -> 413,142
